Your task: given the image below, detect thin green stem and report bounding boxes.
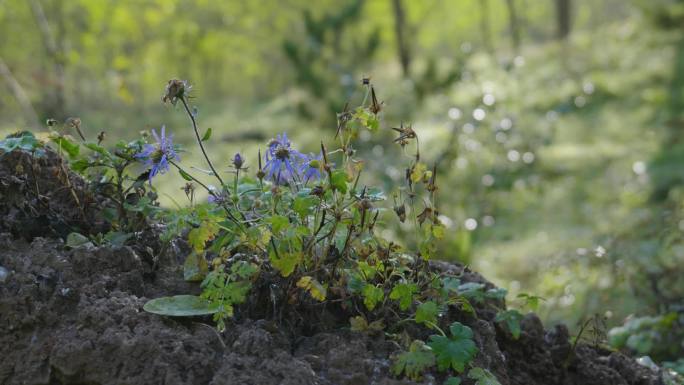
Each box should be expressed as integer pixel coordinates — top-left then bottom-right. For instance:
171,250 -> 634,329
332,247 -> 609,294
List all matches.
170,160 -> 213,195
180,96 -> 225,187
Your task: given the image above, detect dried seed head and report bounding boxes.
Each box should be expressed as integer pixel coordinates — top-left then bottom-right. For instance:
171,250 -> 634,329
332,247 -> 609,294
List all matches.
417,207 -> 434,226
394,203 -> 406,223
181,182 -> 195,195
65,117 -> 81,130
357,198 -> 373,211
162,79 -> 191,105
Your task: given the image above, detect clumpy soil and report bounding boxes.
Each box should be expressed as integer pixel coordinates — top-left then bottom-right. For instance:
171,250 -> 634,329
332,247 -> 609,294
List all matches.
0,147 -> 108,240
0,149 -> 667,385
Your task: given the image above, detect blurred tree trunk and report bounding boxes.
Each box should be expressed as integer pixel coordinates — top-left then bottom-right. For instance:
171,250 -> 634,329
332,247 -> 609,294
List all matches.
555,0 -> 571,40
29,0 -> 66,119
480,0 -> 493,52
506,0 -> 521,52
391,0 -> 411,77
0,57 -> 40,128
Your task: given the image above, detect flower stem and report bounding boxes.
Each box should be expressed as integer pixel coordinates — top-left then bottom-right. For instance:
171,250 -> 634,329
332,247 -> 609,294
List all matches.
180,96 -> 225,187
170,160 -> 214,196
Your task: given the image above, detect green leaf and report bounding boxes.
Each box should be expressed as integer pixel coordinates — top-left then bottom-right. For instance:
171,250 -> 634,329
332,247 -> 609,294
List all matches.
458,282 -> 486,303
410,162 -> 427,183
268,215 -> 289,234
350,316 -> 368,332
416,301 -> 439,326
183,251 -> 208,282
293,195 -> 317,218
178,168 -> 194,181
330,169 -> 348,194
392,340 -> 436,380
66,232 -> 92,248
626,332 -> 654,354
362,283 -> 384,310
103,231 -> 133,248
607,326 -> 629,348
516,293 -> 544,312
84,142 -> 108,155
441,277 -> 461,294
347,272 -> 366,294
51,135 -> 80,157
428,322 -> 478,373
467,367 -> 501,385
70,158 -> 91,172
0,131 -> 42,154
201,127 -> 212,141
431,223 -> 446,239
188,219 -> 219,252
444,377 -> 462,385
224,281 -> 251,303
269,248 -> 301,277
231,260 -> 258,279
367,115 -> 380,131
350,316 -> 384,332
485,287 -> 507,301
143,295 -> 218,316
357,261 -> 378,280
390,283 -> 418,311
495,310 -> 523,340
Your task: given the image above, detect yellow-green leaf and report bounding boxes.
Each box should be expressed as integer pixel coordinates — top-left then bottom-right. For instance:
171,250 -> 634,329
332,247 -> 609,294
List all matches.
296,275 -> 327,301
188,220 -> 219,253
350,316 -> 368,331
269,249 -> 301,277
183,251 -> 208,282
268,215 -> 289,234
362,284 -> 384,310
432,223 -> 446,239
411,162 -> 427,183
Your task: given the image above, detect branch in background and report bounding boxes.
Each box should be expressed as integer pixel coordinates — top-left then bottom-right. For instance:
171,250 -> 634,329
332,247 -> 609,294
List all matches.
28,0 -> 66,118
506,0 -> 521,53
391,0 -> 411,78
555,0 -> 571,40
0,57 -> 40,128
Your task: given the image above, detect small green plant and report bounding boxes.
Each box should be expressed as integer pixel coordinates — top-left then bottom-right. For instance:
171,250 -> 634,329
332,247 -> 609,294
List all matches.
609,313 -> 684,376
0,120 -> 164,245
10,78 -> 512,383
428,321 -> 478,373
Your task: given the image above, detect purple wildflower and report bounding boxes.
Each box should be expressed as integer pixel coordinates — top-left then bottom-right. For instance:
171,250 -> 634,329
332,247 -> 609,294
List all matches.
264,133 -> 304,184
300,153 -> 323,183
136,125 -> 179,184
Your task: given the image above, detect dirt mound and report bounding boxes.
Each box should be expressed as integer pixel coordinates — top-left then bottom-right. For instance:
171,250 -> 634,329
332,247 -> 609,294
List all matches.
0,146 -> 108,240
0,148 -> 667,385
0,234 -> 665,385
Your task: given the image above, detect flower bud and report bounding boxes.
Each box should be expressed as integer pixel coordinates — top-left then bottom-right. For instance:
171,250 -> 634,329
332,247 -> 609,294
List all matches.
232,153 -> 244,169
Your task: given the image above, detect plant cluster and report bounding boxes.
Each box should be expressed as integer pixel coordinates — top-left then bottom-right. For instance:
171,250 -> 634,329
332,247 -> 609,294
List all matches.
0,79 -> 551,384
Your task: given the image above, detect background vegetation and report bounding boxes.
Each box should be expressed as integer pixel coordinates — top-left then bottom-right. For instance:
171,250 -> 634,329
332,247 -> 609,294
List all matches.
1,0 -> 683,371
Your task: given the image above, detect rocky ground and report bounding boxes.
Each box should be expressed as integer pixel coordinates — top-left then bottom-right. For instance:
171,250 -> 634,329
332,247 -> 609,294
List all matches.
0,147 -> 669,385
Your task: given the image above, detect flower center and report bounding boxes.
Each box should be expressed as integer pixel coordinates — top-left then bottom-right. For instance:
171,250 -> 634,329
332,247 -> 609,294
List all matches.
151,148 -> 165,162
275,146 -> 290,160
